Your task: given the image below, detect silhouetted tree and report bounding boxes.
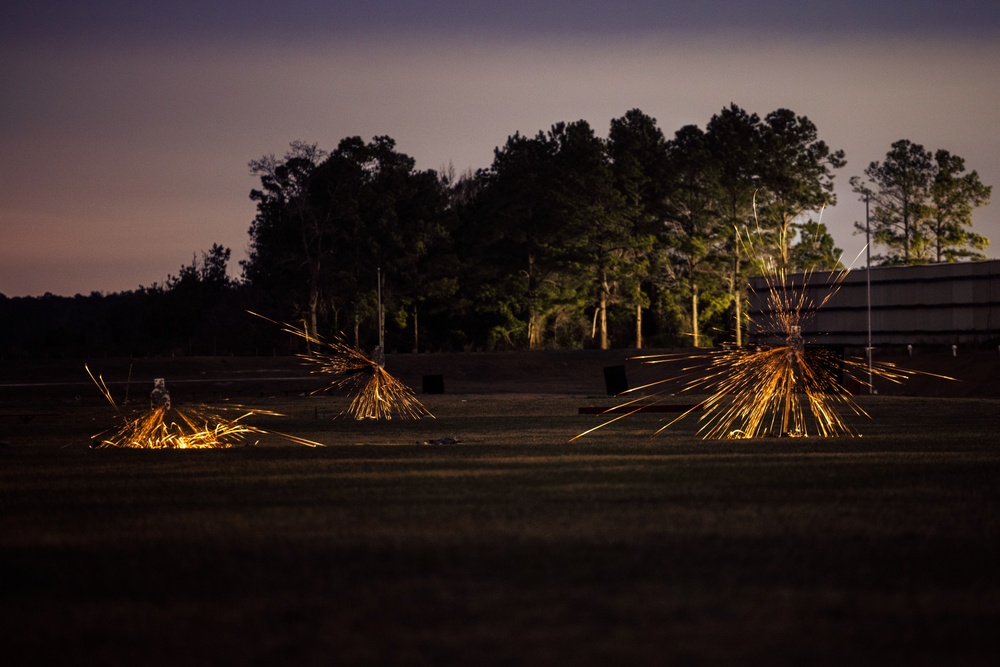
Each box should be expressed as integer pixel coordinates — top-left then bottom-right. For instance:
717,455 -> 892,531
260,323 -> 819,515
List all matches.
548,120 -> 633,350
662,124 -> 729,347
848,140 -> 992,265
244,136 -> 456,351
789,220 -> 844,272
164,244 -> 238,354
469,129 -> 570,349
756,109 -> 846,268
850,139 -> 934,265
928,149 -> 991,262
607,109 -> 669,348
245,141 -> 329,337
706,104 -> 764,346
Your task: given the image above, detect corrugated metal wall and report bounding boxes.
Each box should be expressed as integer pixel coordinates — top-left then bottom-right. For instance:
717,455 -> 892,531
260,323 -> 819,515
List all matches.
747,260 -> 1000,347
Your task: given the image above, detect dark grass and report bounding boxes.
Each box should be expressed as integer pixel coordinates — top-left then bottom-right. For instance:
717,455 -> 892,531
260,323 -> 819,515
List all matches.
2,388 -> 1000,665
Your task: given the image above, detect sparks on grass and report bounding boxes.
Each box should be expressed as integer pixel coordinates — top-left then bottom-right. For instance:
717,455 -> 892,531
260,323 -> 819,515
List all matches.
249,312 -> 433,421
86,366 -> 323,448
573,208 -> 954,442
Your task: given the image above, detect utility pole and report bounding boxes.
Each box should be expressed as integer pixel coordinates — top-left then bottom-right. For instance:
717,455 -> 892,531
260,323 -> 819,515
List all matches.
865,190 -> 873,394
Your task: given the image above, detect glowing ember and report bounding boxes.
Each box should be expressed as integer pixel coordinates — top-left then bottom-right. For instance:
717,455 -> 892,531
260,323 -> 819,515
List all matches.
573,226 -> 954,441
87,366 -> 322,449
249,312 -> 433,421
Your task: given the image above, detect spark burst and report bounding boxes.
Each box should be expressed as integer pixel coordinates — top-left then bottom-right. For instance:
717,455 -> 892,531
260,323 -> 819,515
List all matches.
87,366 -> 322,449
574,226 -> 954,441
250,312 -> 433,421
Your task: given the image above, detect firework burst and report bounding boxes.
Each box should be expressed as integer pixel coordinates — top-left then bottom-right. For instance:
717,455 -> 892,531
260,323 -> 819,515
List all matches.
250,312 -> 433,421
87,365 -> 322,449
574,225 -> 954,441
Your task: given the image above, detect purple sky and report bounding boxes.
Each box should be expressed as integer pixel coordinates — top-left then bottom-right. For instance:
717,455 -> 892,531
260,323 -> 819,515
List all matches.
3,1 -> 999,296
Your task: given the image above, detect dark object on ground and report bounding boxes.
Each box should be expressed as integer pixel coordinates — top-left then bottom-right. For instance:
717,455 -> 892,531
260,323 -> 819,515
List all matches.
422,374 -> 445,394
421,436 -> 460,445
603,364 -> 628,395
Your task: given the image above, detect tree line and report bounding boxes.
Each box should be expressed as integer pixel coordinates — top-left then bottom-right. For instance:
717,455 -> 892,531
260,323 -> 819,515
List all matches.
1,105 -> 990,359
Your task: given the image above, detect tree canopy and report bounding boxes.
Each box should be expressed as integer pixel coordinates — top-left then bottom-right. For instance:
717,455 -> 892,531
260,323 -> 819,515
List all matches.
5,105 -> 993,358
237,105 -> 854,351
851,139 -> 992,265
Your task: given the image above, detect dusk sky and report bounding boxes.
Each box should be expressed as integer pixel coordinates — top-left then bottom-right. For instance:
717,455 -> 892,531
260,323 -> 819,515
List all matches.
3,1 -> 999,297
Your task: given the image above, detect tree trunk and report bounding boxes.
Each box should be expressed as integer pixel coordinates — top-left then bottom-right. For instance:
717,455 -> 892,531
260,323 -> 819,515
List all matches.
782,214 -> 792,269
691,283 -> 700,348
599,288 -> 608,350
301,318 -> 312,354
735,291 -> 743,347
598,270 -> 610,350
732,246 -> 742,347
526,253 -> 539,350
635,303 -> 643,350
329,301 -> 341,335
412,305 -> 419,353
308,286 -> 319,341
903,197 -> 911,263
935,221 -> 943,263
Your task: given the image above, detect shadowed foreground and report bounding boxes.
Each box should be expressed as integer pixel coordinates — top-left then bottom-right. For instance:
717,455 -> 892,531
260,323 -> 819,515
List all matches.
2,392 -> 999,666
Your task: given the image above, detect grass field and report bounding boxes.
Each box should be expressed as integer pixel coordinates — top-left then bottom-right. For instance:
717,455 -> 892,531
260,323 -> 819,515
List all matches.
2,355 -> 1000,665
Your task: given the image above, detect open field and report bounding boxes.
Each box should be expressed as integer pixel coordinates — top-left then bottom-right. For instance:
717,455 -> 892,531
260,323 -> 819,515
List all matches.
2,352 -> 1000,665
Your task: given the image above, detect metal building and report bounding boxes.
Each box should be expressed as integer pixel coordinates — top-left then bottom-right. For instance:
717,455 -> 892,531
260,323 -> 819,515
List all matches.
747,260 -> 1000,348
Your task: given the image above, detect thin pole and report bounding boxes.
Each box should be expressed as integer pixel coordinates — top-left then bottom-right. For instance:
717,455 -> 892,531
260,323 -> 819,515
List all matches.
866,190 -> 873,394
